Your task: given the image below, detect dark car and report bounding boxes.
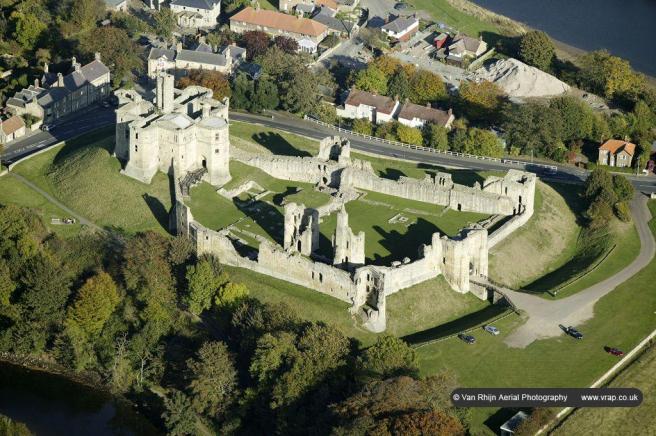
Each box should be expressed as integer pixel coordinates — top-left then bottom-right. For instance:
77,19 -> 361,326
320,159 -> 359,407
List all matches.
458,333 -> 476,344
394,2 -> 410,10
565,326 -> 583,339
606,347 -> 624,357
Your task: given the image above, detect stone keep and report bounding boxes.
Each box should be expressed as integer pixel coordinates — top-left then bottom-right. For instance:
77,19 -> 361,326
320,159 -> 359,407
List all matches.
115,72 -> 231,186
333,206 -> 365,271
284,203 -> 320,256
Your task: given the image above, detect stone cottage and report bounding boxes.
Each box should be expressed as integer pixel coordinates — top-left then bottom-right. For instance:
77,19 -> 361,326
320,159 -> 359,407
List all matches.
598,139 -> 636,168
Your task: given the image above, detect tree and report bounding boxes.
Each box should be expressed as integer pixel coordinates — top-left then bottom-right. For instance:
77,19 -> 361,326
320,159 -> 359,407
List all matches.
578,50 -> 646,100
372,55 -> 401,76
66,271 -> 120,337
0,260 -> 15,307
396,124 -> 423,145
518,30 -> 555,71
548,96 -> 595,143
215,282 -> 248,308
458,80 -> 504,123
409,70 -> 446,105
10,11 -> 46,50
357,336 -> 418,379
274,35 -> 299,54
425,124 -> 449,150
185,257 -> 228,315
177,70 -> 231,100
502,102 -> 564,159
240,31 -> 271,61
251,78 -> 280,112
231,73 -> 254,110
451,127 -> 504,157
352,118 -> 373,136
153,8 -> 176,41
19,252 -> 71,324
187,341 -> 238,416
63,0 -> 106,35
354,65 -> 388,95
387,69 -> 411,101
612,174 -> 634,202
280,69 -> 319,115
315,103 -> 338,124
358,28 -> 388,52
584,168 -> 614,200
162,390 -> 197,436
79,26 -> 141,87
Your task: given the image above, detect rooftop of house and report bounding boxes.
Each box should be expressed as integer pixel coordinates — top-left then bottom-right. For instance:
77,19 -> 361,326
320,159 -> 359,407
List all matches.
398,101 -> 453,126
344,89 -> 398,114
0,115 -> 25,136
148,47 -> 230,67
231,7 -> 328,37
312,6 -> 356,33
599,139 -> 637,156
170,0 -> 220,10
449,34 -> 485,54
381,15 -> 418,34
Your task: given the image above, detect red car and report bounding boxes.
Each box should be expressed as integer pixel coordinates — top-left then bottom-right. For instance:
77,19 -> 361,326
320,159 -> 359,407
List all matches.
606,347 -> 624,357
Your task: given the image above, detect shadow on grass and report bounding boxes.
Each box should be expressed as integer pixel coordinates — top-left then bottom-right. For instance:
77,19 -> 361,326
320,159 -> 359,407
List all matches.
401,304 -> 509,345
142,193 -> 171,234
233,197 -> 284,245
484,408 -> 523,435
379,167 -> 406,181
370,218 -> 441,265
252,132 -> 312,157
417,163 -> 486,186
272,186 -> 301,206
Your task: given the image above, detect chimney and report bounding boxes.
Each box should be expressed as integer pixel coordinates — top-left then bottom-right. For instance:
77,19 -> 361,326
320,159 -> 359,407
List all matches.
176,41 -> 182,52
57,72 -> 64,87
43,63 -> 49,73
202,102 -> 211,118
94,52 -> 101,62
72,56 -> 81,72
34,78 -> 39,88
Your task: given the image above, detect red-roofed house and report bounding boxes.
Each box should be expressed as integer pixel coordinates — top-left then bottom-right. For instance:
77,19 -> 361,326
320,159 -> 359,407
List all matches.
336,89 -> 399,124
0,115 -> 26,144
598,139 -> 636,168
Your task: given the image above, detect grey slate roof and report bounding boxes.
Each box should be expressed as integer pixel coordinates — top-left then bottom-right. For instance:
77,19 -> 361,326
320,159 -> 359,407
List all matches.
381,16 -> 417,33
312,7 -> 355,33
149,48 -> 176,61
176,49 -> 229,67
171,0 -> 218,10
80,60 -> 110,82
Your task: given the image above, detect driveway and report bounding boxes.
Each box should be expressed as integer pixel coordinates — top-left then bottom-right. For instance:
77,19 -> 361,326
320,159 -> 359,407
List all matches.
502,193 -> 656,348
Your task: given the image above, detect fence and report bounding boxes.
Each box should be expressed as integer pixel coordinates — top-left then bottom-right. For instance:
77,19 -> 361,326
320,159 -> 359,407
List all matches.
304,116 -> 558,174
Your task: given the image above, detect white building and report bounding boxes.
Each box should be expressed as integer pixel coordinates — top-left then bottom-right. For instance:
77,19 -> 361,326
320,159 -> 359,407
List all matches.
381,15 -> 419,41
336,89 -> 399,124
147,45 -> 246,78
397,101 -> 455,129
170,0 -> 221,28
115,73 -> 231,186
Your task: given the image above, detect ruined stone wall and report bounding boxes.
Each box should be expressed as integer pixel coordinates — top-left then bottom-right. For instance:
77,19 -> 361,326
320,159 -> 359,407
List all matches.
238,155 -> 343,187
333,207 -> 365,271
487,211 -> 533,248
284,203 -> 319,256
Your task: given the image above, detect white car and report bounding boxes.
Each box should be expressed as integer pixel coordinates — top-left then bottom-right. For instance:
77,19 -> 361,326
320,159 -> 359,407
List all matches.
484,325 -> 500,335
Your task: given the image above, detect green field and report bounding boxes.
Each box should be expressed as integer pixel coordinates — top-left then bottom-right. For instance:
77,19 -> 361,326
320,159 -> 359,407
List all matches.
407,0 -> 501,36
417,199 -> 656,434
10,128 -> 172,234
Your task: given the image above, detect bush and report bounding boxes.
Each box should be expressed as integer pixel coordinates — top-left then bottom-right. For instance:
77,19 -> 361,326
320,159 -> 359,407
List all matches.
396,124 -> 423,145
352,118 -> 373,136
614,201 -> 631,222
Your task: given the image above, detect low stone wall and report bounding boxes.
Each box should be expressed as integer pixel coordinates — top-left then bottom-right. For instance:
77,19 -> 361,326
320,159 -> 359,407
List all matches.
487,210 -> 533,248
238,155 -> 343,186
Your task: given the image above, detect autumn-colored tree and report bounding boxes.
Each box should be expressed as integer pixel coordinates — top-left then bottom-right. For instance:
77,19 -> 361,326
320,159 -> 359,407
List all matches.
177,70 -> 231,100
372,55 -> 401,76
389,410 -> 465,436
66,271 -> 120,337
356,335 -> 418,379
240,30 -> 271,61
274,35 -> 299,54
409,70 -> 446,105
458,80 -> 504,123
215,282 -> 248,308
355,65 -> 388,95
396,124 -> 423,146
352,118 -> 373,135
578,50 -> 646,100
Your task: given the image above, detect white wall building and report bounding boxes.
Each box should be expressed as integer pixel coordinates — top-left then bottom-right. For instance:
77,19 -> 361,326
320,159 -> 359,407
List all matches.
337,89 -> 399,124
170,0 -> 221,28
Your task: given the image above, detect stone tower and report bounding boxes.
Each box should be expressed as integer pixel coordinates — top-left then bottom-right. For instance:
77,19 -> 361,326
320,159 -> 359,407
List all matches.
283,203 -> 319,256
156,72 -> 174,113
333,206 -> 365,271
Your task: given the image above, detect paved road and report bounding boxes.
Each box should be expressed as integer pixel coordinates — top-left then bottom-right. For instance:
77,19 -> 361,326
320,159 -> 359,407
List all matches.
229,111 -> 656,193
502,193 -> 656,348
9,172 -> 104,233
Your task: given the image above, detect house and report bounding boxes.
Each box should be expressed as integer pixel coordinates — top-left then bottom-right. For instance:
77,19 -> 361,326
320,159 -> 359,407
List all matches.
499,411 -> 528,436
170,0 -> 221,28
381,15 -> 419,41
0,115 -> 26,144
447,34 -> 487,59
311,5 -> 358,37
104,0 -> 127,11
230,7 -> 329,52
5,54 -> 110,125
279,0 -> 338,13
147,44 -> 245,78
397,101 -> 455,129
598,139 -> 636,168
238,62 -> 263,80
336,89 -> 399,124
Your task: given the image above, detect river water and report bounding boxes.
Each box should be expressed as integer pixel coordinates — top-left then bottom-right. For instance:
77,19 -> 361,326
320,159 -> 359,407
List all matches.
471,0 -> 656,76
0,362 -> 160,435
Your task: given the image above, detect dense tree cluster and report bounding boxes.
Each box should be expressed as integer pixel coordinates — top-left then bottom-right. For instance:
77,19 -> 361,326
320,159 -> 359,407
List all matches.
0,204 -> 465,434
177,70 -> 232,101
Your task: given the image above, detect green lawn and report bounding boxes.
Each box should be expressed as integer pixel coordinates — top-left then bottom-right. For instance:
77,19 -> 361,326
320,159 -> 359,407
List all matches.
407,0 -> 501,36
0,173 -> 83,238
417,200 -> 656,434
11,128 -> 172,234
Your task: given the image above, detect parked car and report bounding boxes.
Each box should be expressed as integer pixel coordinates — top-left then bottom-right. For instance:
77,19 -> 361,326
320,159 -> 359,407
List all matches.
606,347 -> 624,357
41,124 -> 51,132
458,333 -> 476,344
394,2 -> 410,10
564,326 -> 583,339
484,325 -> 500,335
